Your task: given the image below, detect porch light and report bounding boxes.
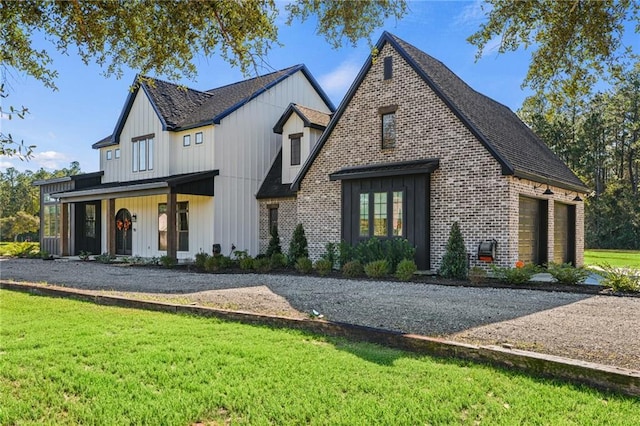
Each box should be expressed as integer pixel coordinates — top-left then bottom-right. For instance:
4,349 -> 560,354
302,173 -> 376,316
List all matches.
573,194 -> 583,202
132,214 -> 137,222
543,186 -> 554,195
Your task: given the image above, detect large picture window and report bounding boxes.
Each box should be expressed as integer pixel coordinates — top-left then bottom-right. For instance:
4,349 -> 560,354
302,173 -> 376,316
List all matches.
359,190 -> 404,239
158,201 -> 188,251
132,134 -> 154,172
43,204 -> 60,238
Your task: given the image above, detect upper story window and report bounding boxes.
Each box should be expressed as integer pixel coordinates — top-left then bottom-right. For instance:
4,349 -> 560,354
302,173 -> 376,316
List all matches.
383,56 -> 393,80
106,150 -> 112,160
115,148 -> 120,159
183,134 -> 191,147
379,105 -> 398,149
290,133 -> 302,166
195,132 -> 203,144
132,134 -> 154,172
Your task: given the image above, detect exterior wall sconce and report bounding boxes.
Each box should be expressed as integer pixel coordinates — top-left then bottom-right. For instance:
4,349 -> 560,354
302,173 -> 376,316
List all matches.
573,195 -> 583,201
132,214 -> 137,222
542,185 -> 554,195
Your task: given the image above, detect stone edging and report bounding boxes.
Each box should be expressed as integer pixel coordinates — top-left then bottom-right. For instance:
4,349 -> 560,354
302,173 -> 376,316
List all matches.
2,280 -> 638,397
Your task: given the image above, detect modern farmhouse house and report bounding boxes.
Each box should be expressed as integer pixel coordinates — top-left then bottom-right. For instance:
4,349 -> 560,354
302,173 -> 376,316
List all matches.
292,32 -> 588,270
36,31 -> 587,271
35,65 -> 334,259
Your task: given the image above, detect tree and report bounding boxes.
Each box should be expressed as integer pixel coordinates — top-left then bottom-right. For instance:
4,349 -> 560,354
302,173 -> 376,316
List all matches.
288,223 -> 309,265
265,224 -> 282,257
468,0 -> 639,103
439,222 -> 468,279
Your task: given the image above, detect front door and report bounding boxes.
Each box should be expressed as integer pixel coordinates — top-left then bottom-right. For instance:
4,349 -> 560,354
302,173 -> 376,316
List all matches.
115,208 -> 132,255
74,201 -> 101,255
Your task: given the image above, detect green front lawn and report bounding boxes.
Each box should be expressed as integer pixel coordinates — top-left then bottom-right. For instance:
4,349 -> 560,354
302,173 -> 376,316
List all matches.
584,249 -> 640,268
1,291 -> 638,424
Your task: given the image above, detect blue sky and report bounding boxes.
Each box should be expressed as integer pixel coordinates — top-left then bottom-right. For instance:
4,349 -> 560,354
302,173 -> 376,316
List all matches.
1,1 -> 536,173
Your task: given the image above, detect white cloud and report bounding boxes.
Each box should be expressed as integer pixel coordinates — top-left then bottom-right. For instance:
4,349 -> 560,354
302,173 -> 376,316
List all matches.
0,160 -> 15,169
454,0 -> 488,27
32,150 -> 70,170
319,60 -> 361,103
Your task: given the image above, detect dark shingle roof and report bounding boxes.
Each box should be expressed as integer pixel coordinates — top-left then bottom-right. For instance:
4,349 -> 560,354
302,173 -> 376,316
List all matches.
273,103 -> 332,134
293,32 -> 588,192
99,65 -> 334,148
388,34 -> 587,191
256,150 -> 296,199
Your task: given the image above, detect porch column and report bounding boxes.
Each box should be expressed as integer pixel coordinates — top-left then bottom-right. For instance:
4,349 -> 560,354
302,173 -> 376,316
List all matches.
61,202 -> 69,256
107,198 -> 116,256
166,192 -> 177,260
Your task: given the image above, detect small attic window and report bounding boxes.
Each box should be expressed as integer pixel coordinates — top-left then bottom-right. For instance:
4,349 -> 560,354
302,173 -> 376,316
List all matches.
383,56 -> 393,80
290,133 -> 302,166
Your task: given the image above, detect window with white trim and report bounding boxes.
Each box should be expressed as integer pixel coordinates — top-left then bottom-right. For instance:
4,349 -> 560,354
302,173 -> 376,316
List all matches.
132,134 -> 154,172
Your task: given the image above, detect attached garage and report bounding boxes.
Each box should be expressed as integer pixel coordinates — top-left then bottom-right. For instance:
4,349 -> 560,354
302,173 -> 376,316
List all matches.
554,202 -> 576,264
518,196 -> 548,265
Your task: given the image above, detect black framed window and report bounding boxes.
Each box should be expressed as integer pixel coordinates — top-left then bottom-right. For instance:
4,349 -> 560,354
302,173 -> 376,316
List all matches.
383,56 -> 393,80
106,150 -> 112,160
268,205 -> 278,233
132,134 -> 154,172
195,132 -> 203,144
114,148 -> 120,159
290,133 -> 302,166
183,134 -> 191,146
382,113 -> 396,148
158,201 -> 188,251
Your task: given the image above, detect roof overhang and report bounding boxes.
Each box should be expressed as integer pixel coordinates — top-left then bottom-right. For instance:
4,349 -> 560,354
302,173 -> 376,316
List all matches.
329,159 -> 440,181
512,170 -> 590,194
52,170 -> 219,203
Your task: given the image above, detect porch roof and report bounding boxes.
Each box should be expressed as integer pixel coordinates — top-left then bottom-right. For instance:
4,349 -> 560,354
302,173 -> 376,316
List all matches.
51,170 -> 219,202
329,159 -> 440,181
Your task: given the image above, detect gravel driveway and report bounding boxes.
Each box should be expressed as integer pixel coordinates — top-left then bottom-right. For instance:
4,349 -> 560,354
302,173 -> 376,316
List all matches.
2,258 -> 638,371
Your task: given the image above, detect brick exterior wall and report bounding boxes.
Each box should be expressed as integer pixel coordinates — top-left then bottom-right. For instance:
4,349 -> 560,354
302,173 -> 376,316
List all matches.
296,43 -> 585,270
258,197 -> 297,255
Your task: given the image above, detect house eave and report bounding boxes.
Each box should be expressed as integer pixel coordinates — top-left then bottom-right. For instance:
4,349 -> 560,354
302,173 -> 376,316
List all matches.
511,170 -> 589,194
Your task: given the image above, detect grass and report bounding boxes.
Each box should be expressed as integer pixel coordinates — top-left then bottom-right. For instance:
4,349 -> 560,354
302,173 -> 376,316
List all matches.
1,291 -> 639,424
584,249 -> 640,268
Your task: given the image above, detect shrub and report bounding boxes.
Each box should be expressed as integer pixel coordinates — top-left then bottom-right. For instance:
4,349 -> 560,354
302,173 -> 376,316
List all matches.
253,257 -> 272,273
238,256 -> 255,271
204,255 -> 221,272
314,259 -> 332,276
439,222 -> 468,279
78,251 -> 91,261
269,252 -> 287,269
384,239 -> 416,272
395,259 -> 417,281
320,242 -> 337,270
547,262 -> 590,285
295,257 -> 313,274
40,250 -> 53,260
598,263 -> 640,292
364,259 -> 390,278
94,252 -> 114,264
338,240 -> 355,268
341,260 -> 364,278
159,255 -> 177,269
468,266 -> 487,284
355,237 -> 384,265
195,252 -> 209,270
0,242 -> 40,257
491,263 -> 540,284
265,225 -> 282,257
288,224 -> 309,265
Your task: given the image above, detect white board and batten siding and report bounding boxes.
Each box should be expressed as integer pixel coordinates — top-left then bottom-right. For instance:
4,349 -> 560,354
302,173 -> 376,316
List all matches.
100,194 -> 214,259
100,90 -> 168,184
213,70 -> 332,255
281,116 -> 324,185
169,127 -> 215,175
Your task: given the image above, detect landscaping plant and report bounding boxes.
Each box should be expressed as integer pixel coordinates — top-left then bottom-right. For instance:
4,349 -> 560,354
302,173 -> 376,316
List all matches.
269,253 -> 287,269
439,222 -> 468,279
341,260 -> 364,278
314,259 -> 332,276
195,252 -> 210,269
491,262 -> 540,284
253,257 -> 272,273
468,266 -> 487,284
288,224 -> 309,266
295,257 -> 313,274
364,259 -> 390,278
546,262 -> 590,285
159,255 -> 177,269
320,242 -> 338,270
266,225 -> 282,257
597,263 -> 640,292
395,259 -> 417,281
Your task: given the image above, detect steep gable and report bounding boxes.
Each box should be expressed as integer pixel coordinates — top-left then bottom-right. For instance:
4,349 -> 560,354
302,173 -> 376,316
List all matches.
293,32 -> 587,193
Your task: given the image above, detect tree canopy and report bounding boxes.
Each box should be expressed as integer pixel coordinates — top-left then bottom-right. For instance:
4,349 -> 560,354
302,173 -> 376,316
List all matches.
468,0 -> 639,103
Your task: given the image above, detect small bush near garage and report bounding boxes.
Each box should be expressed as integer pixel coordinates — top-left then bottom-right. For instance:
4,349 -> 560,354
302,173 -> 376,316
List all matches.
439,222 -> 468,279
546,262 -> 590,285
342,260 -> 364,278
395,259 -> 417,281
491,263 -> 540,285
598,264 -> 640,292
364,260 -> 390,278
288,224 -> 309,266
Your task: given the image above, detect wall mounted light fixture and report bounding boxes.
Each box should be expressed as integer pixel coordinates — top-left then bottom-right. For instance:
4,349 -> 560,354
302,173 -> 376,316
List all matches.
542,185 -> 554,195
132,214 -> 137,222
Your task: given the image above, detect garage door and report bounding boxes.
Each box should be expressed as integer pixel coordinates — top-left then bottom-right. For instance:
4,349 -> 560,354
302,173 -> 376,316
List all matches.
554,202 -> 576,264
519,196 -> 547,265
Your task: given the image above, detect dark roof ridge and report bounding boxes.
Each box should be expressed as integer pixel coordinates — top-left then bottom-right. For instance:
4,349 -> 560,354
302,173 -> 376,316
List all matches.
137,74 -> 213,96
